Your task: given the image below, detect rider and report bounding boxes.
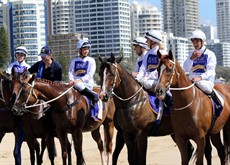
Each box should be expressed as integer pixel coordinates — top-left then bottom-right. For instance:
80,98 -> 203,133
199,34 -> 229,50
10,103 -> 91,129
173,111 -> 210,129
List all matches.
68,39 -> 99,107
135,30 -> 172,106
135,30 -> 163,91
131,37 -> 149,78
5,46 -> 30,74
28,46 -> 62,81
183,29 -> 222,110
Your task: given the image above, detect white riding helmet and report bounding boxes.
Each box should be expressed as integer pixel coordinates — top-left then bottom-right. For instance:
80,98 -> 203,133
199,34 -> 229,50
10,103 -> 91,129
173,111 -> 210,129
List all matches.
190,29 -> 206,41
145,30 -> 162,43
132,37 -> 149,49
76,39 -> 91,50
15,46 -> 28,55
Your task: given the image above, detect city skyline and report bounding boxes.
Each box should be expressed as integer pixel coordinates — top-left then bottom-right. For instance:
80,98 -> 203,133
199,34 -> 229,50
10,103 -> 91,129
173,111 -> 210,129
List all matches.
132,0 -> 217,27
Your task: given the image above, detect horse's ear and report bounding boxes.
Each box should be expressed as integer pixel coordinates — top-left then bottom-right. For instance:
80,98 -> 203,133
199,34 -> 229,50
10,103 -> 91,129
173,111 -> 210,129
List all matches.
168,50 -> 173,60
27,74 -> 36,84
157,50 -> 162,59
110,53 -> 116,63
116,54 -> 123,64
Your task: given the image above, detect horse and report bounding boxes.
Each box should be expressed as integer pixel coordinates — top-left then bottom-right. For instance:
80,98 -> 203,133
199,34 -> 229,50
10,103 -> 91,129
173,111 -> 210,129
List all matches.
8,70 -> 115,165
0,71 -> 58,165
98,54 -> 199,165
155,50 -> 230,165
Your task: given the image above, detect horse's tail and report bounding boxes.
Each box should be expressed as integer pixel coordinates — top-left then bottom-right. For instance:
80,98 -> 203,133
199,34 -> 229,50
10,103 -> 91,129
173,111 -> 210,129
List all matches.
223,126 -> 230,163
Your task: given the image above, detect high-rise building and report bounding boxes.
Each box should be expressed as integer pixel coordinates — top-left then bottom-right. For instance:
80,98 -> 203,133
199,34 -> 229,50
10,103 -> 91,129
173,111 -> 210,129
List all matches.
74,0 -> 131,58
5,0 -> 47,65
207,43 -> 230,67
216,0 -> 230,42
162,0 -> 199,38
201,24 -> 215,41
130,1 -> 162,39
49,0 -> 74,35
167,33 -> 189,66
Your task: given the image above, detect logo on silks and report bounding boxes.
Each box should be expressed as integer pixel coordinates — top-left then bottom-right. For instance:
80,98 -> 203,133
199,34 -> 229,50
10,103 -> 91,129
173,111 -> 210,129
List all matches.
13,65 -> 27,74
147,54 -> 159,72
191,54 -> 208,73
74,61 -> 89,76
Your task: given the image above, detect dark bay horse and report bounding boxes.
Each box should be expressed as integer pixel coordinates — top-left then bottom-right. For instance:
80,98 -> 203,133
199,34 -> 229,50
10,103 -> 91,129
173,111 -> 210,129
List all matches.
0,71 -> 57,165
155,50 -> 230,165
9,71 -> 115,165
98,54 -> 198,165
0,72 -> 25,165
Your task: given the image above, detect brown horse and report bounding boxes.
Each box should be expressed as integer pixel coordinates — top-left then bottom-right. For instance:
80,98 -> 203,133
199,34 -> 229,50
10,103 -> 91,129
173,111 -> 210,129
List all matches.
1,71 -> 58,165
98,54 -> 200,165
155,50 -> 230,165
9,70 -> 115,165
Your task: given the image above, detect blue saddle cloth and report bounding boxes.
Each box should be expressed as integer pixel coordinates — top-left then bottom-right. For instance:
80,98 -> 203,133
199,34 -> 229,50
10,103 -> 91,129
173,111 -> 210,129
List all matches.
85,95 -> 100,121
147,91 -> 172,116
211,91 -> 224,117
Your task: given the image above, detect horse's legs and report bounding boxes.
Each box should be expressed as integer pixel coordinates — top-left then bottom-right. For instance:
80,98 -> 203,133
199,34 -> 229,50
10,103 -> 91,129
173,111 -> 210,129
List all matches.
72,129 -> 85,165
25,137 -> 36,165
112,129 -> 125,165
34,139 -> 41,165
204,136 -> 212,165
103,121 -> 114,165
223,120 -> 230,163
38,138 -> 47,165
174,135 -> 190,165
46,136 -> 56,165
170,134 -> 194,163
123,132 -> 137,165
67,138 -> 72,165
136,134 -> 148,165
91,127 -> 106,165
195,136 -> 206,165
56,130 -> 68,165
210,132 -> 225,165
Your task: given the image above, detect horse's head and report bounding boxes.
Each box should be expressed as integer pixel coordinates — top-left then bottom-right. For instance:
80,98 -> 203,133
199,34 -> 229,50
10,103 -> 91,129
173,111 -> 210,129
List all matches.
99,53 -> 122,101
0,71 -> 12,107
155,50 -> 176,100
9,69 -> 37,115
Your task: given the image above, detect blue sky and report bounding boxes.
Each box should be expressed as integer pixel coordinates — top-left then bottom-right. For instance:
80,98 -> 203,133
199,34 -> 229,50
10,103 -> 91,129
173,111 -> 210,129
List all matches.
132,0 -> 217,27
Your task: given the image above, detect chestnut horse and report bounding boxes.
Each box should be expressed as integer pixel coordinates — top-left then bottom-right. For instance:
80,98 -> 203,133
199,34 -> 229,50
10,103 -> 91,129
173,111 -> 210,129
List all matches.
9,70 -> 115,165
155,50 -> 230,165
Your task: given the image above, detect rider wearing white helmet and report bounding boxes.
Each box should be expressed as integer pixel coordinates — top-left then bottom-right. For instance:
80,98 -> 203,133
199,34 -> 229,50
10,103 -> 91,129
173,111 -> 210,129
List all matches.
131,37 -> 149,77
136,30 -> 163,90
183,29 -> 222,110
5,46 -> 30,74
135,30 -> 172,108
68,39 -> 99,107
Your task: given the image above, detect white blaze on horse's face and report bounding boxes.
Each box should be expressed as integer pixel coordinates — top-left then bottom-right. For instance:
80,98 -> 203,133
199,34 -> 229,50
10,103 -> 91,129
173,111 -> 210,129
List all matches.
102,68 -> 108,93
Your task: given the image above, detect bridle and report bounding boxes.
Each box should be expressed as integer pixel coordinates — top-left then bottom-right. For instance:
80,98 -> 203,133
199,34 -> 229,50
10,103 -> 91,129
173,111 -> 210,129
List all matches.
158,56 -> 195,110
11,79 -> 74,114
103,62 -> 143,101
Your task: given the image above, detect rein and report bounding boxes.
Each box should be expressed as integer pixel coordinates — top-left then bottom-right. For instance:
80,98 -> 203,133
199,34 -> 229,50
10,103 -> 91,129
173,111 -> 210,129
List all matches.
24,81 -> 74,109
161,57 -> 196,110
108,63 -> 143,101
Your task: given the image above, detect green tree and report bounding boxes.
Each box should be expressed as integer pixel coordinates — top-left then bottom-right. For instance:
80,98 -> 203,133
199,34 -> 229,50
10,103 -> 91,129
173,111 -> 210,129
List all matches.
57,51 -> 68,82
0,27 -> 10,70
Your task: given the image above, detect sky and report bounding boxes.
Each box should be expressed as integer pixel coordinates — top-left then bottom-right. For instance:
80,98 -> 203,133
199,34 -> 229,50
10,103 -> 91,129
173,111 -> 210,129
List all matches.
132,0 -> 217,27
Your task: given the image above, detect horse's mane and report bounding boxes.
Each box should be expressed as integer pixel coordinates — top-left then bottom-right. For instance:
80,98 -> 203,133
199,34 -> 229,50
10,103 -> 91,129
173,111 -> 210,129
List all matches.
35,79 -> 69,87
